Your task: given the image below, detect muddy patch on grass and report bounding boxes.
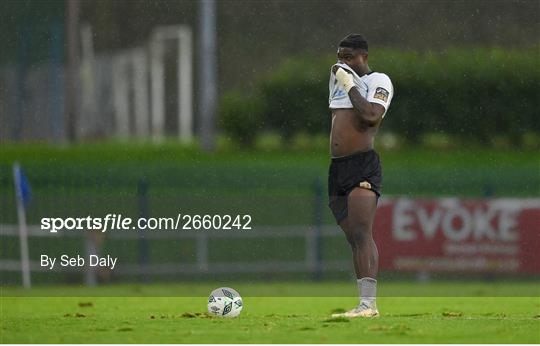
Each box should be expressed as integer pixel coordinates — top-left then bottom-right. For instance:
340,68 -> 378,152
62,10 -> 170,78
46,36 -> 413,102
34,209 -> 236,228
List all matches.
480,313 -> 507,318
442,311 -> 462,317
389,313 -> 430,317
180,312 -> 213,319
299,326 -> 316,331
323,317 -> 349,323
63,313 -> 86,318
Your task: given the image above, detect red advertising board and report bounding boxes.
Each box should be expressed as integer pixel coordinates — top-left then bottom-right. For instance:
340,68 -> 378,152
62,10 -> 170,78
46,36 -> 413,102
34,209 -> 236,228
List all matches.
373,198 -> 540,273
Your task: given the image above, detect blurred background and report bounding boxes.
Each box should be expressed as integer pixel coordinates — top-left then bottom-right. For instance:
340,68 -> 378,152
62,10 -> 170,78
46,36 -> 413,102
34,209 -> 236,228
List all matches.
0,0 -> 539,290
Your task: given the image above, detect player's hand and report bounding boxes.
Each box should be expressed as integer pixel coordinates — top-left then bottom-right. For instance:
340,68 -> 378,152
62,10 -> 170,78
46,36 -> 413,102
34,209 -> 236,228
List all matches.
333,66 -> 355,93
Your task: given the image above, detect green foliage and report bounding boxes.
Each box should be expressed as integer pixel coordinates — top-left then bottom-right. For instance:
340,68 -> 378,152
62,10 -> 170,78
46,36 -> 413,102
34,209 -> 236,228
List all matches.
373,47 -> 540,144
218,92 -> 263,146
1,144 -> 538,217
218,47 -> 540,147
258,55 -> 331,139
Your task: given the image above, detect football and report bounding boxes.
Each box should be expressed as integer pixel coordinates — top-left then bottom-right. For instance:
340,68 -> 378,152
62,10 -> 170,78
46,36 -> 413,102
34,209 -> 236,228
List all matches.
207,287 -> 243,318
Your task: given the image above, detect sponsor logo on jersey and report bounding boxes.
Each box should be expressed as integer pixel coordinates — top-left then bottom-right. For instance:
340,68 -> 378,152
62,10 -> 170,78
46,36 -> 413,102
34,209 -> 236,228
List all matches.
332,89 -> 346,99
374,87 -> 389,102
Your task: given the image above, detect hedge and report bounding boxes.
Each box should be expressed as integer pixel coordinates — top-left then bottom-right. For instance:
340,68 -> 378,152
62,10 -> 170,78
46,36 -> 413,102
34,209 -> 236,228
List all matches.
219,47 -> 540,145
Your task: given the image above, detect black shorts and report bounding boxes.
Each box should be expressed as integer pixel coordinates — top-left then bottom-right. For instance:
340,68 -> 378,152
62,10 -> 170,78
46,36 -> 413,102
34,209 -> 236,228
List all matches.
328,149 -> 382,224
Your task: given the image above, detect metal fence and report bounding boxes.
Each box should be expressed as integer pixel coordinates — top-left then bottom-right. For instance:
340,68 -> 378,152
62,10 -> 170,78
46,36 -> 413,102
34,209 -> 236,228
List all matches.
0,223 -> 348,285
0,25 -> 193,143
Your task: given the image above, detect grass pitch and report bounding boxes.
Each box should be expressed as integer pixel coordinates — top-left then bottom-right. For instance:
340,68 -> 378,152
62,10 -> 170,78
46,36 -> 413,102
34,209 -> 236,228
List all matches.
1,282 -> 539,343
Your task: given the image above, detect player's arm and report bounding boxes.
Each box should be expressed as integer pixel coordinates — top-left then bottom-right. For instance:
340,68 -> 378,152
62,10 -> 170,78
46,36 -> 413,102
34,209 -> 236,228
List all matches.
348,88 -> 385,126
334,67 -> 385,126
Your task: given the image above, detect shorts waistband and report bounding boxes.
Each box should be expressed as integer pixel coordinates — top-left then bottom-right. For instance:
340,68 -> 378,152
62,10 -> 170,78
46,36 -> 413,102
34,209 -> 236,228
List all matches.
331,149 -> 376,162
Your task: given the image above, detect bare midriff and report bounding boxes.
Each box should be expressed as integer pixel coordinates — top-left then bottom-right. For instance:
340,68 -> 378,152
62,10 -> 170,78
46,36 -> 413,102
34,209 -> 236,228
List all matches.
330,108 -> 380,157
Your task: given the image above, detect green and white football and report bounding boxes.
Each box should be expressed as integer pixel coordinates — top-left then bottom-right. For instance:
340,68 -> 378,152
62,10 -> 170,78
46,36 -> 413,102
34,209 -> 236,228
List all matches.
207,287 -> 243,317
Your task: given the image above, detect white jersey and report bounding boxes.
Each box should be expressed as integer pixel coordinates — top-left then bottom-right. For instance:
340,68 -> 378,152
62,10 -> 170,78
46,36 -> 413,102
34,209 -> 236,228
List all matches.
328,62 -> 394,118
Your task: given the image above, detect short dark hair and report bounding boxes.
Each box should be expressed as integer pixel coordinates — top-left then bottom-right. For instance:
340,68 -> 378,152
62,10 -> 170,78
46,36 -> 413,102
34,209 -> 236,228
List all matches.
338,34 -> 368,52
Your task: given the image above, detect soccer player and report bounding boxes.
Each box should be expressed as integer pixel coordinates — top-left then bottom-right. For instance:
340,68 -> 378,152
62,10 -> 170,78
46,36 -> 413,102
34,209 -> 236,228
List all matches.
328,34 -> 394,318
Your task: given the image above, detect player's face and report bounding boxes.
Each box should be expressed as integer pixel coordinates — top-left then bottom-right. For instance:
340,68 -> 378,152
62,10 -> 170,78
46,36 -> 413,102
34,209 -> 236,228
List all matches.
337,47 -> 367,69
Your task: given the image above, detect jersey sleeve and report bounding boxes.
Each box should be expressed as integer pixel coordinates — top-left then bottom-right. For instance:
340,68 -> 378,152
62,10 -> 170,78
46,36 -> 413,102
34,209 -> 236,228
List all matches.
366,73 -> 393,116
328,69 -> 335,105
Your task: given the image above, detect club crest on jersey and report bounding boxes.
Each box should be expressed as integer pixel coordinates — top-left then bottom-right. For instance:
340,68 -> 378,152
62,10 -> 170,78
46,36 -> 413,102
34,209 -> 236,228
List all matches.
374,87 -> 389,102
